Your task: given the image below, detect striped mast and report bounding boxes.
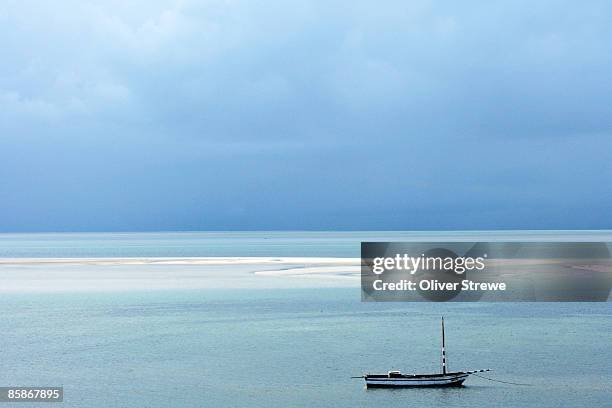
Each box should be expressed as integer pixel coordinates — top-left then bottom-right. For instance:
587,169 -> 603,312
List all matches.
441,316 -> 447,375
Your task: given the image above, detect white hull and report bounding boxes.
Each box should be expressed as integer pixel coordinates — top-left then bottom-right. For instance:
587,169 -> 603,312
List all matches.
365,373 -> 469,388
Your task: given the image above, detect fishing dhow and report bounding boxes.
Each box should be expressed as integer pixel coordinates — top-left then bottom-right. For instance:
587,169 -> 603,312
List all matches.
354,317 -> 489,388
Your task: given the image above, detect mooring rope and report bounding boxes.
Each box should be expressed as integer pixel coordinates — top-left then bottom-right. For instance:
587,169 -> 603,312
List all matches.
471,372 -> 532,386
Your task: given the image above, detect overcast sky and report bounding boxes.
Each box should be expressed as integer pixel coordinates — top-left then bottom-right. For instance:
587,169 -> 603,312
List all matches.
1,0 -> 611,231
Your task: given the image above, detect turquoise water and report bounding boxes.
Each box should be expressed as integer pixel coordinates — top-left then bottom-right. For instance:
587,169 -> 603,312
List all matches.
0,230 -> 610,257
0,231 -> 610,407
0,289 -> 609,407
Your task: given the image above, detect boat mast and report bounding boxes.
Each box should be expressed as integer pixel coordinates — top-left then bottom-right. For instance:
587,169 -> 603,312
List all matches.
441,316 -> 447,375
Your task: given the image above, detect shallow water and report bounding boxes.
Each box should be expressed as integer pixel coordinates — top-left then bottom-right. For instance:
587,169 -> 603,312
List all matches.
0,289 -> 609,407
0,231 -> 609,406
1,230 -> 610,258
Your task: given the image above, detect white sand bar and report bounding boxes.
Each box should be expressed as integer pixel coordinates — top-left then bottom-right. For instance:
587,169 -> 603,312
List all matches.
0,257 -> 360,292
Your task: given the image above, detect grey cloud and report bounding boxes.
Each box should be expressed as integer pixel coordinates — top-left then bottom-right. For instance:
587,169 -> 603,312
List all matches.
0,0 -> 610,231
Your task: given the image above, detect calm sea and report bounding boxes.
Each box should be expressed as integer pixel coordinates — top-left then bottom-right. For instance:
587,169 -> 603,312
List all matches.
0,231 -> 610,407
0,230 -> 610,257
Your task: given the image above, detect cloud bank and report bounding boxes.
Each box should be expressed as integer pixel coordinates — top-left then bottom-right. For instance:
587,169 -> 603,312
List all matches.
1,0 -> 611,231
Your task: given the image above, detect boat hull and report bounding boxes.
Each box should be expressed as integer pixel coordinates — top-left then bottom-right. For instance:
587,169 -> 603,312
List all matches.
365,374 -> 469,388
